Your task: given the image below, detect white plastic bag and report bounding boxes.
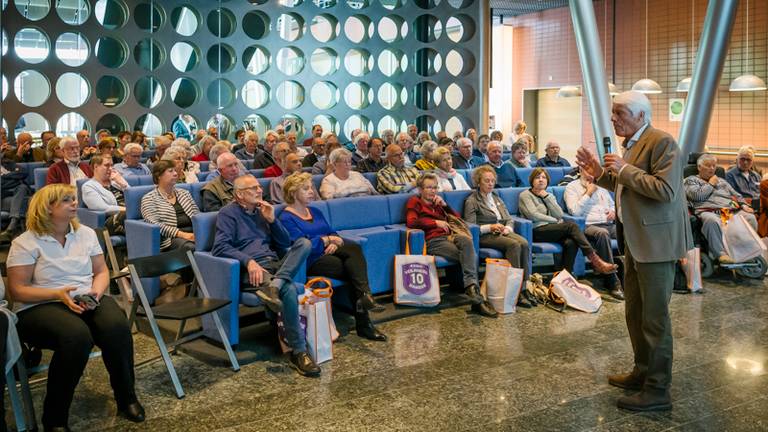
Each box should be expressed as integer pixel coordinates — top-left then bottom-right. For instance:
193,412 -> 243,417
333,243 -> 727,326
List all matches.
549,270 -> 603,313
723,213 -> 766,263
277,278 -> 339,363
682,248 -> 703,293
481,259 -> 524,314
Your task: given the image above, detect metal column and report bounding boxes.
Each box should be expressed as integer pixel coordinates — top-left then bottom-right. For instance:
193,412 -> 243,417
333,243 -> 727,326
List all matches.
569,0 -> 615,159
679,0 -> 739,155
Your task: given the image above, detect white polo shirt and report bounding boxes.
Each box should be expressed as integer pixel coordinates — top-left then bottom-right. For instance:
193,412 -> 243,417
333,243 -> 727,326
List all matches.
6,224 -> 102,312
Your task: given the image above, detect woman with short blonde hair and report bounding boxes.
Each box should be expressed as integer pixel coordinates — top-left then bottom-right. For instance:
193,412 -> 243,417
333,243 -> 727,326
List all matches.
434,147 -> 470,191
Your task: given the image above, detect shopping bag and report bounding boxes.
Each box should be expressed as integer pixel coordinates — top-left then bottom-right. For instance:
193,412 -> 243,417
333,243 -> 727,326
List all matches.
481,258 -> 524,314
681,248 -> 703,293
394,230 -> 441,307
722,213 -> 766,263
277,278 -> 339,363
548,270 -> 602,313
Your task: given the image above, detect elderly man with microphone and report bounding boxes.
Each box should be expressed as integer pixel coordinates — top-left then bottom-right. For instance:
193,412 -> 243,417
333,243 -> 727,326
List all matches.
576,91 -> 691,412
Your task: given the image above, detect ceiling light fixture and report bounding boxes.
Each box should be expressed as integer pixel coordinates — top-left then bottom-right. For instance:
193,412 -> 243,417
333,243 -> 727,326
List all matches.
730,0 -> 767,92
632,0 -> 662,94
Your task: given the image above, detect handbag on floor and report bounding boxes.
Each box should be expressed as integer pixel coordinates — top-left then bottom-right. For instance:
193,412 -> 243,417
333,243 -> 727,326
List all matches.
548,270 -> 602,313
481,258 -> 524,314
722,212 -> 766,263
394,230 -> 441,307
277,278 -> 339,363
682,248 -> 704,293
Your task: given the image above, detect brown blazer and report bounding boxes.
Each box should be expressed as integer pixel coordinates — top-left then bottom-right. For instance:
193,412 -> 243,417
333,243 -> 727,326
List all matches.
596,126 -> 692,263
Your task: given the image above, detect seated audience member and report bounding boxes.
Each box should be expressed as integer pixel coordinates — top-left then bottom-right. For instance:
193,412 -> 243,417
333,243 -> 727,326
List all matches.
377,144 -> 421,194
148,135 -> 172,165
131,131 -> 147,149
452,138 -> 477,170
7,184 -> 144,430
351,132 -> 371,166
521,133 -> 536,155
312,138 -> 341,175
263,142 -> 292,178
463,166 -> 536,308
201,153 -> 242,212
97,138 -> 122,163
191,134 -> 215,162
452,130 -> 463,143
406,173 -> 495,317
117,131 -> 131,151
320,148 -> 377,199
191,129 -> 207,148
141,160 -> 199,252
279,173 -> 387,340
233,129 -> 245,152
45,137 -> 64,166
535,141 -> 571,167
466,128 -> 477,144
41,130 -> 56,147
414,140 -> 439,170
205,143 -> 242,182
303,124 -> 323,147
162,146 -> 199,184
4,132 -> 46,162
684,154 -> 757,263
381,128 -> 395,146
434,147 -> 470,191
82,155 -> 128,235
485,141 -> 521,188
438,137 -> 455,149
490,131 -> 503,143
95,129 -> 111,143
395,132 -> 418,167
47,137 -> 94,186
407,124 -> 418,141
235,131 -> 260,161
211,175 -> 320,376
564,166 -> 624,299
303,136 -> 326,168
725,146 -> 760,203
114,143 -> 151,177
343,128 -> 361,152
509,120 -> 527,150
76,129 -> 97,160
510,139 -> 530,168
0,156 -> 33,243
253,130 -> 280,169
286,131 -> 307,157
415,132 -> 431,152
473,134 -> 491,164
519,168 -> 617,274
271,153 -> 314,204
356,138 -> 386,173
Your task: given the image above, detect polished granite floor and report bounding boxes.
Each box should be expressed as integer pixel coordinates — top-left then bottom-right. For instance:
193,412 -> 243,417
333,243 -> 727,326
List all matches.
7,273 -> 768,432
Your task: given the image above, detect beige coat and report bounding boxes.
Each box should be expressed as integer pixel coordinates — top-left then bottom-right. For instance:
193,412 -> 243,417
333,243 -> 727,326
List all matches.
596,126 -> 692,263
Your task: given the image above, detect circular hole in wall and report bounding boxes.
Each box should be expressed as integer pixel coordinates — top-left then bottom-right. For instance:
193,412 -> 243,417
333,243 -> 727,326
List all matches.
170,42 -> 200,72
95,75 -> 128,107
313,115 -> 340,136
207,43 -> 236,73
345,48 -> 373,76
56,112 -> 90,137
276,46 -> 305,76
378,49 -> 408,77
135,113 -> 164,138
278,13 -> 306,42
56,0 -> 90,25
14,70 -> 50,107
343,115 -> 373,140
95,36 -> 128,68
171,5 -> 200,36
413,15 -> 442,42
311,48 -> 339,76
446,14 -> 475,42
243,114 -> 271,139
242,80 -> 270,109
378,83 -> 407,110
243,45 -> 271,75
55,32 -> 89,67
207,78 -> 237,109
17,113 -> 51,136
95,0 -> 129,29
378,15 -> 408,43
171,77 -> 200,109
14,28 -> 50,64
95,114 -> 128,136
280,114 -> 305,138
56,72 -> 90,108
135,76 -> 164,109
134,38 -> 166,71
311,14 -> 339,42
243,11 -> 271,40
413,81 -> 441,109
16,0 -> 50,20
413,48 -> 442,76
445,48 -> 475,76
135,2 -> 165,33
344,82 -> 373,109
310,81 -> 339,109
207,8 -> 236,37
344,15 -> 374,43
276,81 -> 305,110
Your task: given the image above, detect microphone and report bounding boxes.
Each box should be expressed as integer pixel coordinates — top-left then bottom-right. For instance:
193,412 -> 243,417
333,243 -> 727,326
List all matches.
602,137 -> 612,155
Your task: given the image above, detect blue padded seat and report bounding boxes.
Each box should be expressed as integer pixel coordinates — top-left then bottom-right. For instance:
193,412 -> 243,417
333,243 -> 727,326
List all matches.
33,167 -> 48,190
198,161 -> 210,172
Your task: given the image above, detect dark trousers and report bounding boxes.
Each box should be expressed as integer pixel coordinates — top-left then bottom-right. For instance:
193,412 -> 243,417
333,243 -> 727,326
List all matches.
17,296 -> 137,428
308,243 -> 373,324
532,222 -> 594,272
624,246 -> 675,392
585,223 -> 620,287
1,183 -> 32,221
427,235 -> 478,288
479,232 -> 530,280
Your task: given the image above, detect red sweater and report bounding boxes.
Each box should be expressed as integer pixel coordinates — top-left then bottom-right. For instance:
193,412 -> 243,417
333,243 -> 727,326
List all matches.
191,153 -> 209,162
405,195 -> 460,241
263,165 -> 283,178
46,160 -> 93,186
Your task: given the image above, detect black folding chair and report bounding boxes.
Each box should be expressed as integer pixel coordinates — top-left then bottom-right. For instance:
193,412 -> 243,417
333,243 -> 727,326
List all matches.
127,249 -> 240,398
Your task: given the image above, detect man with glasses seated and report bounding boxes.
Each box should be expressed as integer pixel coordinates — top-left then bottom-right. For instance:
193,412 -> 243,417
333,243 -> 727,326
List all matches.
211,175 -> 318,377
376,144 -> 421,194
725,146 -> 761,210
114,143 -> 151,177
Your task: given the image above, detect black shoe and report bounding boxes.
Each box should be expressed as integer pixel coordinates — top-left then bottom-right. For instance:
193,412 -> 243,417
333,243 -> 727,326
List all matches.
610,288 -> 625,301
522,290 -> 539,306
359,293 -> 386,313
464,284 -> 484,305
617,390 -> 672,412
289,352 -> 321,377
255,284 -> 283,313
516,297 -> 533,308
118,401 -> 146,423
356,321 -> 388,341
471,301 -> 498,318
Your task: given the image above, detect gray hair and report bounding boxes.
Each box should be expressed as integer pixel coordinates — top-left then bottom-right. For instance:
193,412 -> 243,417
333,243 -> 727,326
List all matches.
353,132 -> 370,147
696,153 -> 717,167
487,140 -> 503,152
419,140 -> 438,157
208,143 -> 231,168
162,145 -> 189,162
123,143 -> 143,154
244,130 -> 259,142
171,138 -> 191,149
329,147 -> 352,164
416,172 -> 439,188
613,90 -> 652,123
59,136 -> 78,149
198,135 -> 217,149
737,145 -> 755,158
511,140 -> 528,153
456,137 -> 472,148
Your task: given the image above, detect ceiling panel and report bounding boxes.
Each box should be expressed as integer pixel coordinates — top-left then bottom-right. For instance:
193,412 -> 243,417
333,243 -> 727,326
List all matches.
490,0 -> 571,17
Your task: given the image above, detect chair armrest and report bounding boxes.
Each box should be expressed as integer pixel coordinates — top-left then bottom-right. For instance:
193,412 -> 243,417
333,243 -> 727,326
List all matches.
562,214 -> 586,230
194,251 -> 242,346
125,220 -> 160,259
468,223 -> 480,256
339,234 -> 368,247
77,209 -> 107,229
509,216 -> 533,243
387,225 -> 426,254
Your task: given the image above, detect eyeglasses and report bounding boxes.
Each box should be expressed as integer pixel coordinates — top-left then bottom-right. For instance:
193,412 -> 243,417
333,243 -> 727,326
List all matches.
422,185 -> 438,190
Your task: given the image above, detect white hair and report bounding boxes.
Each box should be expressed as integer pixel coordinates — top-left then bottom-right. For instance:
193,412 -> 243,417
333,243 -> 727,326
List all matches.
172,138 -> 191,149
353,132 -> 370,147
456,137 -> 473,147
59,136 -> 78,149
487,140 -> 503,151
244,130 -> 259,142
613,90 -> 652,123
162,146 -> 189,162
329,147 -> 352,164
208,144 -> 231,168
737,146 -> 755,158
123,143 -> 143,154
419,140 -> 438,156
696,153 -> 717,167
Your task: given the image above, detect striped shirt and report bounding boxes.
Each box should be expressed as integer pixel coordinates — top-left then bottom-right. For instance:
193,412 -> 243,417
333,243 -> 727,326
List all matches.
376,163 -> 420,194
140,187 -> 200,250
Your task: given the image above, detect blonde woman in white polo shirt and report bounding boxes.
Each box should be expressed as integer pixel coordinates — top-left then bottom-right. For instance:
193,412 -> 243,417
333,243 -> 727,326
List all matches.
6,184 -> 144,429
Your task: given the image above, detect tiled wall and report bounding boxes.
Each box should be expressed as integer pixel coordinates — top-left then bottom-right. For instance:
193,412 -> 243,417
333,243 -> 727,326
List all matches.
507,0 -> 768,159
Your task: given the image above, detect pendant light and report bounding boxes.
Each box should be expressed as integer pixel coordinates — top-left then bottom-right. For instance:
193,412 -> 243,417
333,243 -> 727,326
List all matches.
730,0 -> 767,92
632,0 -> 662,94
557,14 -> 582,98
676,0 -> 695,92
605,0 -> 619,95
